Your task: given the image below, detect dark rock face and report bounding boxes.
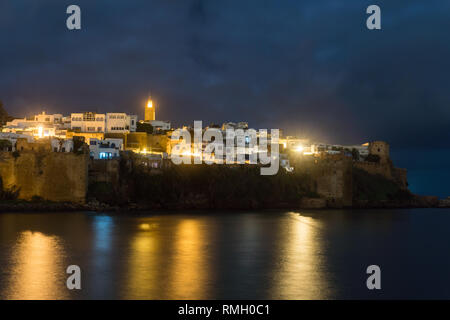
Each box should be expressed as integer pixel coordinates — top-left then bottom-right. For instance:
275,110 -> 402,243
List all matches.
413,195 -> 439,207
352,195 -> 440,209
300,197 -> 327,209
0,201 -> 88,213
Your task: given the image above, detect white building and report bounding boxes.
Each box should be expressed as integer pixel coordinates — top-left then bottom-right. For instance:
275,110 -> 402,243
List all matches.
148,120 -> 171,131
106,113 -> 137,133
71,112 -> 137,133
88,138 -> 123,159
34,111 -> 63,123
128,115 -> 138,132
310,143 -> 370,159
221,122 -> 248,131
5,111 -> 63,129
346,143 -> 370,158
3,111 -> 67,139
71,112 -> 106,133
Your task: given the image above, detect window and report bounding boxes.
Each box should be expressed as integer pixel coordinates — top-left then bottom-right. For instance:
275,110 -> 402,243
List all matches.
97,127 -> 102,132
87,127 -> 95,132
83,113 -> 96,121
99,152 -> 112,159
90,141 -> 97,146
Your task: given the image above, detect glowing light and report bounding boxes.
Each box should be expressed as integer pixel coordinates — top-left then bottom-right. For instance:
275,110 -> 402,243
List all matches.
4,231 -> 68,299
139,223 -> 151,231
270,213 -> 332,299
181,150 -> 201,157
37,126 -> 43,138
146,100 -> 153,108
295,145 -> 304,153
126,223 -> 158,298
168,219 -> 210,298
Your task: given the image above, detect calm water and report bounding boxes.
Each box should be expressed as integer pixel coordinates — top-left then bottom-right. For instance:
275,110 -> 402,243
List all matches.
0,209 -> 449,300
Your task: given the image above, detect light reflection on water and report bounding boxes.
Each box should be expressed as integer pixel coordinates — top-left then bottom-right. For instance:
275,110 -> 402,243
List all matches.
167,219 -> 211,299
3,231 -> 68,300
122,218 -> 214,299
124,220 -> 160,299
1,209 -> 450,299
270,213 -> 332,299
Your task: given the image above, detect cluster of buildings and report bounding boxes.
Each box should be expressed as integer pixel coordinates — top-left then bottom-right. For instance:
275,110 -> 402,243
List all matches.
0,100 -> 171,161
0,100 -> 373,169
279,137 -> 370,159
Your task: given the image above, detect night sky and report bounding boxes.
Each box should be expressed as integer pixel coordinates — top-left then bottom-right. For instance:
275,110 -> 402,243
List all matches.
1,1 -> 449,197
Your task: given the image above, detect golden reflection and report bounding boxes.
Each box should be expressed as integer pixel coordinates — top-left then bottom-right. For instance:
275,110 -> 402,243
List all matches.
271,212 -> 333,299
139,223 -> 154,231
5,231 -> 68,300
168,219 -> 211,299
124,221 -> 159,299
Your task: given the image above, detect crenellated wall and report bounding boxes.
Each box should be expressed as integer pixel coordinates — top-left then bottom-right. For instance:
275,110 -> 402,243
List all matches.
0,151 -> 88,203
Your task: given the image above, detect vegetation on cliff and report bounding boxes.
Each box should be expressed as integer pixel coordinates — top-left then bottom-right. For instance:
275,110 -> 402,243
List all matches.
352,167 -> 412,202
0,177 -> 19,201
88,163 -> 318,209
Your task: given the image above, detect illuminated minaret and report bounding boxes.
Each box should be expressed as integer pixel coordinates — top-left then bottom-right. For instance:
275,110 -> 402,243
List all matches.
145,97 -> 155,121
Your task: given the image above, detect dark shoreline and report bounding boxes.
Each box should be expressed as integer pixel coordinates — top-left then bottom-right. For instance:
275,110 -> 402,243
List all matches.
0,199 -> 449,213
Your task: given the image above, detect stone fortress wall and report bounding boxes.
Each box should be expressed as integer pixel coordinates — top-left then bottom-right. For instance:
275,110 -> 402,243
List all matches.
354,141 -> 407,189
0,138 -> 407,208
0,151 -> 88,203
292,141 -> 408,208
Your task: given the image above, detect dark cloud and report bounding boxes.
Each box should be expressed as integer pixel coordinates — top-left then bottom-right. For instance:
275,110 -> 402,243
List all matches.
1,0 -> 449,195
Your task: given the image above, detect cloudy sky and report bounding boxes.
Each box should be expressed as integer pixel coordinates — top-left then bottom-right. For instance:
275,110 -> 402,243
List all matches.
0,0 -> 449,196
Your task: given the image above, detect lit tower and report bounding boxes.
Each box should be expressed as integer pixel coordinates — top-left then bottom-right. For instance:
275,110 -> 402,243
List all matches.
145,97 -> 155,121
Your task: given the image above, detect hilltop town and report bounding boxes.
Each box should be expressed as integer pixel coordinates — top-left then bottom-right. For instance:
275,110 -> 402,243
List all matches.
0,100 -> 446,211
